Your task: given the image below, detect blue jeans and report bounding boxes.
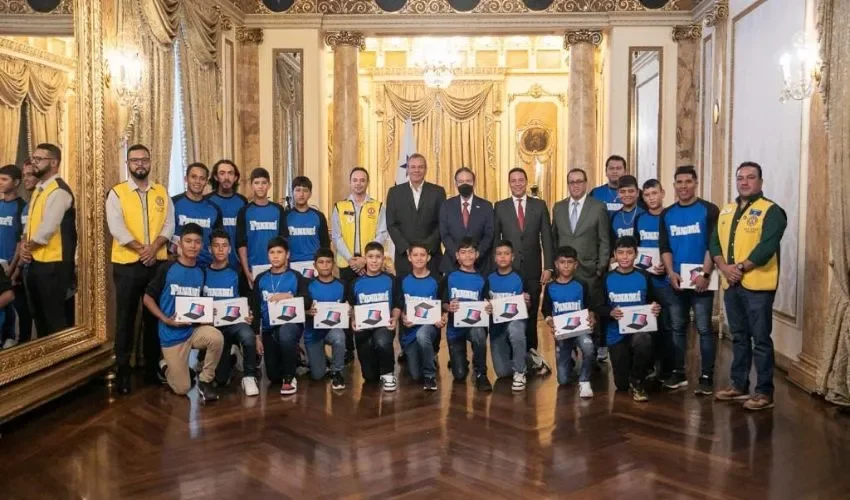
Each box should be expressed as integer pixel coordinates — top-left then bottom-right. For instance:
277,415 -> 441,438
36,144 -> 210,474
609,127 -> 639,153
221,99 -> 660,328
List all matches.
724,286 -> 776,396
652,283 -> 676,378
305,328 -> 346,380
669,289 -> 716,379
448,327 -> 487,381
490,320 -> 527,378
556,333 -> 595,384
215,322 -> 258,383
403,325 -> 438,381
262,324 -> 302,381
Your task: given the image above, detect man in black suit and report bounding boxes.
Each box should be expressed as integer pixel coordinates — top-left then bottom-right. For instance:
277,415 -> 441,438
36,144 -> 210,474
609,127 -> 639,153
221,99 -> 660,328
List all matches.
439,167 -> 494,274
386,153 -> 447,277
494,167 -> 554,365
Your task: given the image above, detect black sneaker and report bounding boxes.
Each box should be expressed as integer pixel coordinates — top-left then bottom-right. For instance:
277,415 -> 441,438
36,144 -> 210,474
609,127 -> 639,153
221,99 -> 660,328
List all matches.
476,373 -> 492,392
694,376 -> 714,396
662,372 -> 688,390
423,376 -> 438,391
157,359 -> 169,385
197,380 -> 219,402
331,371 -> 346,390
116,367 -> 131,395
344,350 -> 355,365
398,352 -> 407,365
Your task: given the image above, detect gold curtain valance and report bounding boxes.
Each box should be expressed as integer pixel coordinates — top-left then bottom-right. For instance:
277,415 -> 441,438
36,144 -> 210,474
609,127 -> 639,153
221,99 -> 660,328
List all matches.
26,64 -> 66,114
0,57 -> 29,108
383,82 -> 495,123
139,0 -> 179,46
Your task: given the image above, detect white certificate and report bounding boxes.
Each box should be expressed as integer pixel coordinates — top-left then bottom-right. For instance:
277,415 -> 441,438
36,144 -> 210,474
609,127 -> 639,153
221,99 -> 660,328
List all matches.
617,305 -> 658,334
553,309 -> 593,340
251,264 -> 271,280
680,264 -> 719,291
636,247 -> 662,271
353,302 -> 391,330
491,295 -> 529,324
314,302 -> 350,330
453,301 -> 489,328
174,296 -> 214,324
268,296 -> 306,326
213,297 -> 250,327
405,298 -> 442,326
291,260 -> 316,279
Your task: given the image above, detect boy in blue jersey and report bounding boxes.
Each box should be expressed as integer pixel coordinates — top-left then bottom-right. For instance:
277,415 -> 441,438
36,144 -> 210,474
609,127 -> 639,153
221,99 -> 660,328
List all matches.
591,155 -> 627,216
0,165 -> 26,349
6,161 -> 35,346
206,160 -> 248,270
236,168 -> 287,290
399,241 -> 445,391
347,241 -> 401,392
304,247 -> 347,390
542,246 -> 597,399
610,175 -> 645,242
253,236 -> 307,395
601,236 -> 661,402
143,223 -> 223,401
204,229 -> 259,396
486,240 -> 529,392
658,165 -> 720,395
172,163 -> 223,267
286,176 -> 330,275
442,237 -> 492,392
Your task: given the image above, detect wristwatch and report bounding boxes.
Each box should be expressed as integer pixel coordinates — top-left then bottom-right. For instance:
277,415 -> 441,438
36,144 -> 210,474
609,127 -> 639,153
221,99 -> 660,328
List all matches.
702,271 -> 711,279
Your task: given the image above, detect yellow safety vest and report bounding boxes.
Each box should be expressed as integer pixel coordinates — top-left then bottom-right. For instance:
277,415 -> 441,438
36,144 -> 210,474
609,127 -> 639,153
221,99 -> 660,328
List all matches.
110,182 -> 169,264
333,199 -> 382,268
27,178 -> 75,263
716,197 -> 780,290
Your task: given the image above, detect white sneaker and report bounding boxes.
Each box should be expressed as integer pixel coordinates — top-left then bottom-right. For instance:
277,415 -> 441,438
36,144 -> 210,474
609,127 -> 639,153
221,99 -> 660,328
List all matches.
512,372 -> 527,392
380,373 -> 398,392
241,376 -> 259,397
597,346 -> 609,362
579,381 -> 594,399
2,339 -> 18,349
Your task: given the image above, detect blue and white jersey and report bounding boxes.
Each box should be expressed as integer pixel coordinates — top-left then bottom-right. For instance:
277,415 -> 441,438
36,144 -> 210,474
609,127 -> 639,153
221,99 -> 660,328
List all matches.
146,261 -> 206,347
348,272 -> 400,307
253,268 -> 304,330
286,207 -> 330,264
172,194 -> 223,267
658,199 -> 720,273
441,270 -> 487,341
304,277 -> 346,344
611,206 -> 645,241
486,270 -> 525,299
635,211 -> 668,289
590,184 -> 623,216
236,202 -> 287,268
0,198 -> 25,263
399,272 -> 441,348
206,192 -> 248,269
541,279 -> 591,318
202,266 -> 240,301
602,269 -> 653,346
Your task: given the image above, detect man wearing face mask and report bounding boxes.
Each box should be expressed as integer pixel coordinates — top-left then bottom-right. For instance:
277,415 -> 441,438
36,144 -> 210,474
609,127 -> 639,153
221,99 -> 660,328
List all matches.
106,144 -> 175,393
439,167 -> 494,274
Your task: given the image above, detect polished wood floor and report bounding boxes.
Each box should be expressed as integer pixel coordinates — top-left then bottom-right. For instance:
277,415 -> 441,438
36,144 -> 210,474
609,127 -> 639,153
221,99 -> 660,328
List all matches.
2,332 -> 850,500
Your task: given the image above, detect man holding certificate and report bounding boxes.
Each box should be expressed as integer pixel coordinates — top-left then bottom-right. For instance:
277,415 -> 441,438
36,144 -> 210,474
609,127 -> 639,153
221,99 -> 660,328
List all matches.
304,248 -> 347,391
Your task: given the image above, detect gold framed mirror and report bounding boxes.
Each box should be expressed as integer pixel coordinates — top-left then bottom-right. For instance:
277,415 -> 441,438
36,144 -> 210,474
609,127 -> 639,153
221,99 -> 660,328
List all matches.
627,46 -> 663,185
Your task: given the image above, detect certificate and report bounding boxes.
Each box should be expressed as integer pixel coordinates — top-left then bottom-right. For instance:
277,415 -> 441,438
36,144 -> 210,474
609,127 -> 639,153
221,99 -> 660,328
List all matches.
291,260 -> 316,279
617,305 -> 658,334
636,247 -> 662,271
175,296 -> 214,324
453,301 -> 489,328
269,296 -> 306,326
680,264 -> 719,291
491,295 -> 529,324
213,297 -> 250,327
314,302 -> 350,330
251,264 -> 271,280
553,309 -> 592,340
405,298 -> 442,326
353,302 -> 391,330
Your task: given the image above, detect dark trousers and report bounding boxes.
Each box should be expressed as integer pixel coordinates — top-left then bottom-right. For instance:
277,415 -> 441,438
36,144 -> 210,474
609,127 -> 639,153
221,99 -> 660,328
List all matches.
113,261 -> 163,375
525,278 -> 542,351
1,283 -> 32,343
340,266 -> 358,353
725,286 -> 776,396
216,322 -> 258,383
26,261 -> 73,337
652,283 -> 676,379
354,327 -> 395,382
609,332 -> 653,391
262,324 -> 302,382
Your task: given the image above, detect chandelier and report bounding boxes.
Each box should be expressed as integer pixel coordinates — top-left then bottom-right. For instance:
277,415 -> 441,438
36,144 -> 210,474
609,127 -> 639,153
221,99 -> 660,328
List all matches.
778,32 -> 821,103
105,45 -> 144,106
410,38 -> 463,89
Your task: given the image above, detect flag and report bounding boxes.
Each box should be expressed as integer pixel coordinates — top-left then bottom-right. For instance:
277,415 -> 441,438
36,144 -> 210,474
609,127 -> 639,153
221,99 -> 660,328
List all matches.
395,117 -> 415,185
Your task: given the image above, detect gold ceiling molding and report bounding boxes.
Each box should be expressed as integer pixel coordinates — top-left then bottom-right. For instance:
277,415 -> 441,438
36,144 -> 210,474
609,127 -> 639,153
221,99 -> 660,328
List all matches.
672,23 -> 702,41
368,67 -> 507,78
236,26 -> 264,44
564,29 -> 603,48
703,0 -> 728,27
0,37 -> 75,68
508,83 -> 565,105
325,31 -> 366,50
0,0 -> 72,14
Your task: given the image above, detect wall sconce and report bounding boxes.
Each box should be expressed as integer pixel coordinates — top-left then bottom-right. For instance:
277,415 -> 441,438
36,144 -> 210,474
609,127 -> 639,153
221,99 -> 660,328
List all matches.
778,33 -> 821,103
105,46 -> 143,106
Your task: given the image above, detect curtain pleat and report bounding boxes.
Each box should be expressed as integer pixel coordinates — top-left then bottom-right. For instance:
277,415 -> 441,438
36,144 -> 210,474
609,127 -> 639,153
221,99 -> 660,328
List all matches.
0,57 -> 28,164
27,65 -> 66,150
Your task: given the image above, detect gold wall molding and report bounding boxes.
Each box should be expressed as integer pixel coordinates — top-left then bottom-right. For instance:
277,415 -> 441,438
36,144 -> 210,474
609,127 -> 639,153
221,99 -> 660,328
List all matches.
0,0 -> 72,14
214,5 -> 234,31
0,37 -> 76,68
236,26 -> 264,44
508,83 -> 565,105
672,23 -> 702,41
324,31 -> 365,50
703,0 -> 728,27
564,29 -> 603,48
368,67 -> 507,78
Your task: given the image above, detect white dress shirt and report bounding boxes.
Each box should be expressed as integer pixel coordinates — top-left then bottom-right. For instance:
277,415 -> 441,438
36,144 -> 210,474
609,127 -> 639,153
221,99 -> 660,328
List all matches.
569,193 -> 588,219
105,176 -> 175,246
330,194 -> 389,261
410,180 -> 424,209
460,195 -> 474,214
513,195 -> 528,218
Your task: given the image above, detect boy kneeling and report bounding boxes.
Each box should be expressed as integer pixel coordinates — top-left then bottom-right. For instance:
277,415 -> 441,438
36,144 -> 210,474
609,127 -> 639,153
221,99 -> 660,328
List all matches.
304,248 -> 347,390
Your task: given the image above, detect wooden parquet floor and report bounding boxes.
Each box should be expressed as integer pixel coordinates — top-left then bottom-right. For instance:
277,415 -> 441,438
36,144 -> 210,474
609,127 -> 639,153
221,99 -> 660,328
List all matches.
2,333 -> 850,500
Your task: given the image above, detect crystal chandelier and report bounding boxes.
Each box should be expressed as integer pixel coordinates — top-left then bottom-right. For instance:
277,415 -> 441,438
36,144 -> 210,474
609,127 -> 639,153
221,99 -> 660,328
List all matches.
105,46 -> 144,106
410,38 -> 463,89
778,33 -> 821,103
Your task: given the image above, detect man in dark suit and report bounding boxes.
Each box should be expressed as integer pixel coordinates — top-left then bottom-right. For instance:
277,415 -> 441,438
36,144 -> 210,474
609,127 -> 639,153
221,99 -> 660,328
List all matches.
439,167 -> 494,274
386,153 -> 447,277
493,167 -> 554,363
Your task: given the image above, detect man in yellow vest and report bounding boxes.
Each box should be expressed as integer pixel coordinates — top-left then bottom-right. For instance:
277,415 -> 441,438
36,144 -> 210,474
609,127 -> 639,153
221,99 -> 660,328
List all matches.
20,143 -> 76,340
711,162 -> 787,411
106,144 -> 175,394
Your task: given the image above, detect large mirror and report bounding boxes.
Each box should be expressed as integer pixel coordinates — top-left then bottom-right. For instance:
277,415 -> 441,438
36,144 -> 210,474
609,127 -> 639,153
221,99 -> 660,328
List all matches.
628,47 -> 663,185
273,49 -> 304,204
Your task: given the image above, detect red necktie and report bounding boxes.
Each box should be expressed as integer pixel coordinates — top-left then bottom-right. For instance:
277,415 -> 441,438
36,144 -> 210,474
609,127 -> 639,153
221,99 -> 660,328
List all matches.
462,201 -> 470,228
517,198 -> 525,231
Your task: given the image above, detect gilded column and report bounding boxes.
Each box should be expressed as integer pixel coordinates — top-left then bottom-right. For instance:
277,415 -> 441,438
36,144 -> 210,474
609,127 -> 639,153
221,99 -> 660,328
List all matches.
672,24 -> 702,167
236,27 -> 262,196
325,31 -> 363,204
705,0 -> 729,204
565,30 -> 602,182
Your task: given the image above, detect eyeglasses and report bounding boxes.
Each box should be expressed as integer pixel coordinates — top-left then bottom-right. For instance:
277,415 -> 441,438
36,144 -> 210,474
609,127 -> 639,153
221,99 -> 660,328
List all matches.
30,156 -> 54,163
128,158 -> 151,166
567,180 -> 587,185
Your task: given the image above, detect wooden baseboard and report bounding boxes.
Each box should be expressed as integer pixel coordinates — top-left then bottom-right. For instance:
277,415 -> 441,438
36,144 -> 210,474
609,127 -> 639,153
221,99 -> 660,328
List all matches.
787,352 -> 820,394
0,346 -> 113,425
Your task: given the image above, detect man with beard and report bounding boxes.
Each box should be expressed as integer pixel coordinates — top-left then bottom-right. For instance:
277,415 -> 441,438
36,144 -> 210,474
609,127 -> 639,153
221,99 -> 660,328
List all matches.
206,160 -> 247,271
438,167 -> 494,274
172,163 -> 222,267
106,144 -> 175,393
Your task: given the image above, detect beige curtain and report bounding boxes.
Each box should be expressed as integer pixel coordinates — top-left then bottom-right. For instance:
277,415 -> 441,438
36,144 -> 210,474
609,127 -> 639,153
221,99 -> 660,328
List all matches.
0,57 -> 29,165
27,65 -> 67,150
817,0 -> 850,405
379,82 -> 500,201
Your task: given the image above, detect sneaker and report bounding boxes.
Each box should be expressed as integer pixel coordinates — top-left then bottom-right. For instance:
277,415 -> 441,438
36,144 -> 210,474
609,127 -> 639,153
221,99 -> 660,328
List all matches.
528,348 -> 544,370
476,373 -> 492,392
743,393 -> 775,411
716,386 -> 751,401
197,380 -> 219,402
331,372 -> 346,391
241,376 -> 259,397
662,373 -> 688,390
512,372 -> 527,392
397,352 -> 407,365
380,373 -> 398,392
280,377 -> 297,395
537,359 -> 552,377
596,346 -> 609,362
694,376 -> 714,396
157,359 -> 169,385
2,338 -> 18,349
423,376 -> 438,391
631,384 -> 649,402
116,367 -> 131,395
344,350 -> 355,365
579,381 -> 594,399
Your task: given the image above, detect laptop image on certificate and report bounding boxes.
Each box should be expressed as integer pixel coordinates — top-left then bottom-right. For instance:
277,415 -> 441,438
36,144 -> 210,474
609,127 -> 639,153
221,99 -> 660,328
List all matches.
561,316 -> 582,331
627,313 -> 649,330
500,303 -> 519,320
220,306 -> 242,322
414,302 -> 434,319
301,268 -> 315,279
321,310 -> 342,327
637,253 -> 654,269
461,309 -> 482,325
183,303 -> 207,320
689,266 -> 705,282
277,305 -> 298,322
362,309 -> 383,326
